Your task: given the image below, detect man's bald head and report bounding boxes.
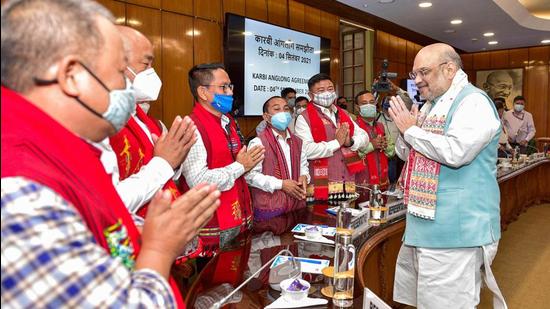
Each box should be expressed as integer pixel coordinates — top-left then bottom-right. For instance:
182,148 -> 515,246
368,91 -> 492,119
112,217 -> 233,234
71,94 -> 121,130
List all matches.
117,25 -> 154,80
411,43 -> 462,101
483,70 -> 513,100
415,43 -> 463,70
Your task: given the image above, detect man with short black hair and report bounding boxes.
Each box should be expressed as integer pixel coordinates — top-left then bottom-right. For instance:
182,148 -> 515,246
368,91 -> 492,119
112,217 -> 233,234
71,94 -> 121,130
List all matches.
246,96 -> 309,219
336,96 -> 348,110
1,0 -> 220,307
295,73 -> 369,201
180,63 -> 264,255
354,90 -> 389,190
502,95 -> 536,154
281,87 -> 297,108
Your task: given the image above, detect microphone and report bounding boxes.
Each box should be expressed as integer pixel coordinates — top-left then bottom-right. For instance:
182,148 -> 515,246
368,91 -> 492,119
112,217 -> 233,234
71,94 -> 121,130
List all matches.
211,248 -> 299,309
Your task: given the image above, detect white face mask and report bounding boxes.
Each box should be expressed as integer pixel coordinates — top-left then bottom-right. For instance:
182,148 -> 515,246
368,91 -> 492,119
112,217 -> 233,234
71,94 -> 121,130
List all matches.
128,67 -> 162,102
313,91 -> 337,107
295,107 -> 306,115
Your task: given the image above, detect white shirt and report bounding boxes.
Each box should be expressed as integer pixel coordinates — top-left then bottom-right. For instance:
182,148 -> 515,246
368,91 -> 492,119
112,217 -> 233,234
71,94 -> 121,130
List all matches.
396,93 -> 500,168
245,128 -> 310,193
502,110 -> 536,143
294,104 -> 369,160
180,114 -> 245,192
95,136 -> 174,214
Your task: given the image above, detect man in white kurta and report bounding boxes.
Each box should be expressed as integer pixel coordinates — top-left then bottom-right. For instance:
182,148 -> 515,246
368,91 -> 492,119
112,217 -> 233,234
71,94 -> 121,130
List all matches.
388,43 -> 507,309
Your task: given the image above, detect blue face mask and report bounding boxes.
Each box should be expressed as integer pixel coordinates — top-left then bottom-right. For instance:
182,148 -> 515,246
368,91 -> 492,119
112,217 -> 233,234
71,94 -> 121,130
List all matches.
360,104 -> 377,118
270,111 -> 292,131
211,93 -> 234,114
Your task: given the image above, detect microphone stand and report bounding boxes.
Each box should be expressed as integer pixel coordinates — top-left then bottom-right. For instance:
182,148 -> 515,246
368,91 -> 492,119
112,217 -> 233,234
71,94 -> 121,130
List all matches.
210,248 -> 299,309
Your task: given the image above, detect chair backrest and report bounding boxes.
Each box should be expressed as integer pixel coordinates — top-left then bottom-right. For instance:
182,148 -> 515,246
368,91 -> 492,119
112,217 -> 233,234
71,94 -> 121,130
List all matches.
356,220 -> 405,306
362,287 -> 392,309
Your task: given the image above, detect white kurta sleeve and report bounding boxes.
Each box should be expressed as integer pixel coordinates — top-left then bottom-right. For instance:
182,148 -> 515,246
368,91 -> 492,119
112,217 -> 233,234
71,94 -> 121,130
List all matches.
403,93 -> 500,168
294,114 -> 341,160
244,137 -> 283,193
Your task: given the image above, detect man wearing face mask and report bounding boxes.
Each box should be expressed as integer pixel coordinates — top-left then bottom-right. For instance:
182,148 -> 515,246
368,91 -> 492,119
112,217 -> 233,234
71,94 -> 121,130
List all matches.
245,96 -> 309,220
295,73 -> 369,201
354,91 -> 389,190
502,95 -> 536,154
257,87 -> 297,134
1,0 -> 221,307
281,87 -> 297,108
106,26 -> 196,220
180,63 -> 265,255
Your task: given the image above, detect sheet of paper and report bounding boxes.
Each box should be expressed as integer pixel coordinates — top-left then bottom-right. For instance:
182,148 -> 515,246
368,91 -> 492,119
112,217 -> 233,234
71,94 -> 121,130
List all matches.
291,223 -> 336,237
270,255 -> 330,274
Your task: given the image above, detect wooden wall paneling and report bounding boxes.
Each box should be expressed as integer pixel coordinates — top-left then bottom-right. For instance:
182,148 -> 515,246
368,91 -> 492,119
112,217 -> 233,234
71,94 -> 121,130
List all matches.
508,48 -> 529,68
524,65 -> 549,137
193,20 -> 222,64
236,117 -> 263,140
461,53 -> 473,70
304,5 -> 321,36
490,50 -> 509,69
288,0 -> 305,31
223,0 -> 245,16
375,31 -> 389,60
529,46 -> 550,66
397,62 -> 407,82
320,11 -> 340,50
548,66 -> 550,138
96,0 -> 126,24
162,0 -> 193,15
406,41 -> 416,66
465,70 -> 476,84
125,0 -> 160,9
388,34 -> 398,62
246,0 -> 268,21
397,37 -> 406,64
126,4 -> 163,121
195,0 -> 221,22
161,12 -> 194,122
267,0 -> 288,27
373,58 -> 382,80
330,48 -> 340,93
472,52 -> 491,70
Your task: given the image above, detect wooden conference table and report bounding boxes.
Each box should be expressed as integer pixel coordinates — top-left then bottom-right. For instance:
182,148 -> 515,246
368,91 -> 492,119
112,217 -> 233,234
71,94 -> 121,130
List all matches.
172,158 -> 550,308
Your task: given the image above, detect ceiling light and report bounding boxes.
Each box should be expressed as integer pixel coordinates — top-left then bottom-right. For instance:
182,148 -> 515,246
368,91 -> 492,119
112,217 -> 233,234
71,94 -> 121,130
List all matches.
542,39 -> 550,44
378,0 -> 395,3
488,41 -> 498,45
471,38 -> 478,41
444,29 -> 456,33
418,2 -> 432,8
450,19 -> 462,25
483,32 -> 494,37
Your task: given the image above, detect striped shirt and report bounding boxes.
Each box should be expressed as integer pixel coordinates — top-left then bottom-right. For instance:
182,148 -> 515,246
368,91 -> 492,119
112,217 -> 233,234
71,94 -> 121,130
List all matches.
1,177 -> 175,308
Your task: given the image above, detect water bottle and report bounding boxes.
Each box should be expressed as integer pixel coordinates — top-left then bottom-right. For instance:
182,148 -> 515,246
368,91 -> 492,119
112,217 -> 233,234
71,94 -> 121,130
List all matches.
333,233 -> 355,308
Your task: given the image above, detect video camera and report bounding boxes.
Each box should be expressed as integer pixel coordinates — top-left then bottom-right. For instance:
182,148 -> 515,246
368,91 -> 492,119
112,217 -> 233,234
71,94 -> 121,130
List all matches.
372,59 -> 398,93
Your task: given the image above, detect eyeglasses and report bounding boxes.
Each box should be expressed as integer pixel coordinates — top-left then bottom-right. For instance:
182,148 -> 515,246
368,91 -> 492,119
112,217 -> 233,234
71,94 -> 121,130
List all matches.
203,83 -> 234,92
409,62 -> 448,80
